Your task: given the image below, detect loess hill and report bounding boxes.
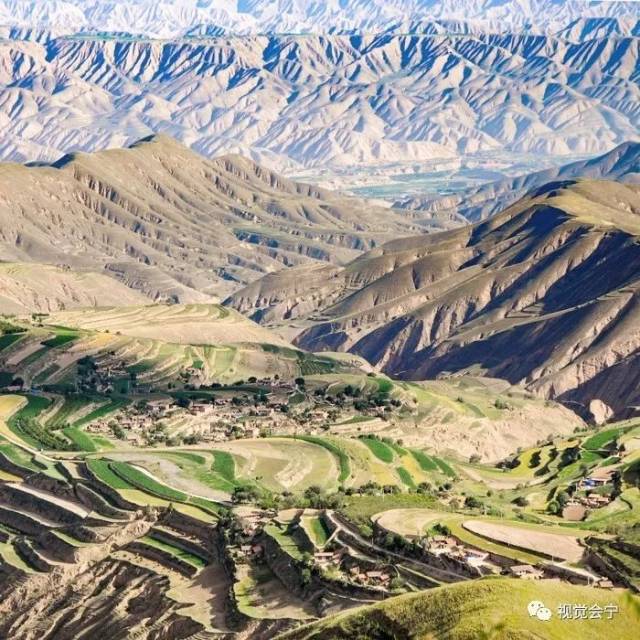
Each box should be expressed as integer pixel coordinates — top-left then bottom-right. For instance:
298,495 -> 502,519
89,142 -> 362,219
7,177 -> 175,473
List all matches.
277,578 -> 640,640
228,178 -> 640,420
0,135 -> 419,306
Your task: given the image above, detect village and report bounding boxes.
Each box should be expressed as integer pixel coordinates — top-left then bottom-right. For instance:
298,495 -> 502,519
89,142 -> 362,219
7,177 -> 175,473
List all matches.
217,503 -> 621,610
83,375 -> 412,448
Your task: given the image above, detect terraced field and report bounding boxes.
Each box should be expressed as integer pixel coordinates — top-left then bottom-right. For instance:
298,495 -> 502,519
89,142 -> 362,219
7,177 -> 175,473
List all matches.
374,508 -> 593,565
462,520 -> 585,562
0,439 -> 230,637
0,308 -> 361,392
210,439 -> 339,493
234,563 -> 316,621
47,304 -> 290,347
189,436 -> 457,495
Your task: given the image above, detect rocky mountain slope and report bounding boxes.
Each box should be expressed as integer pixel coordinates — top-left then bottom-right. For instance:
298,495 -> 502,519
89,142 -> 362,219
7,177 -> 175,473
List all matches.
3,1 -> 639,37
0,135 -> 416,305
0,28 -> 638,169
227,178 -> 640,420
395,140 -> 640,223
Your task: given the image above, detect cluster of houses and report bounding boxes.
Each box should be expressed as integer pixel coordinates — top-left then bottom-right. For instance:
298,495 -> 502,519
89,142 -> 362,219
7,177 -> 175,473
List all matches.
346,565 -> 392,588
77,358 -> 131,394
82,376 -> 411,447
313,546 -> 394,589
313,549 -> 345,568
86,392 -> 298,444
425,535 -> 492,570
235,543 -> 264,561
423,534 -> 617,587
562,467 -> 616,521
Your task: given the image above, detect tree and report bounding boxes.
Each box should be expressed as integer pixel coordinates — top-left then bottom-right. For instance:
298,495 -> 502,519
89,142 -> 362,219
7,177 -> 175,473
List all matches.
231,486 -> 261,504
110,423 -> 125,439
559,446 -> 580,469
390,577 -> 404,591
529,450 -> 541,468
464,495 -> 483,510
432,522 -> 451,536
416,482 -> 432,495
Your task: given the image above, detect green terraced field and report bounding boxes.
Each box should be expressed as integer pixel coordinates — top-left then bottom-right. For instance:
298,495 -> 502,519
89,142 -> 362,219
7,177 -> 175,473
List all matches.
264,523 -> 305,561
46,396 -> 94,428
0,442 -> 39,472
110,461 -> 189,502
212,451 -> 236,483
583,426 -> 633,451
397,466 -> 416,489
87,459 -> 135,490
0,333 -> 24,352
62,427 -> 98,452
73,399 -> 129,427
410,450 -> 439,472
360,437 -> 395,463
303,515 -> 331,547
140,535 -> 207,568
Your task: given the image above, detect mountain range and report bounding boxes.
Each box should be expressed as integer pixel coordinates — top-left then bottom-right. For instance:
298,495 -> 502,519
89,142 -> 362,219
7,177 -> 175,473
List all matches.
396,139 -> 640,223
0,26 -> 638,170
2,1 -> 640,37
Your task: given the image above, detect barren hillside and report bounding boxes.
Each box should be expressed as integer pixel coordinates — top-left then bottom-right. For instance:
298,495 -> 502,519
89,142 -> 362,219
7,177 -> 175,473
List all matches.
0,135 -> 418,306
0,263 -> 149,313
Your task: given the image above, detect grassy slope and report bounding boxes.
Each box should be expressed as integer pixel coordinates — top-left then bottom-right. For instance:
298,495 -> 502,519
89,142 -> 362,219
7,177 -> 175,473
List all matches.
278,578 -> 640,640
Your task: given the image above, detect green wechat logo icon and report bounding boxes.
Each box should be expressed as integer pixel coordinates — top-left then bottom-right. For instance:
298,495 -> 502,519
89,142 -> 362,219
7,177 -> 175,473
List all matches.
528,601 -> 553,621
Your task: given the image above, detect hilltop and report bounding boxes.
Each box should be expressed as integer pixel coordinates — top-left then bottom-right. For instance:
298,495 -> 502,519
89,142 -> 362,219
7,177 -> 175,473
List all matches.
5,1 -> 640,37
277,578 -> 640,640
228,179 -> 640,420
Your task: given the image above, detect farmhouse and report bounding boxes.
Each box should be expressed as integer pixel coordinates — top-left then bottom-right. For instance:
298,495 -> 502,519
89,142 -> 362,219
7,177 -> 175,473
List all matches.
509,564 -> 544,580
464,550 -> 489,566
598,579 -> 614,589
427,536 -> 458,554
581,467 -> 616,488
584,494 -> 611,508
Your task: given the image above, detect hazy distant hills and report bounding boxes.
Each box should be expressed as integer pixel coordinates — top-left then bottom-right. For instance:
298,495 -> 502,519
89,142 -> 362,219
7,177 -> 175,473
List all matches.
396,140 -> 640,222
0,135 -> 416,306
0,28 -> 638,170
2,1 -> 639,37
228,178 -> 640,419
